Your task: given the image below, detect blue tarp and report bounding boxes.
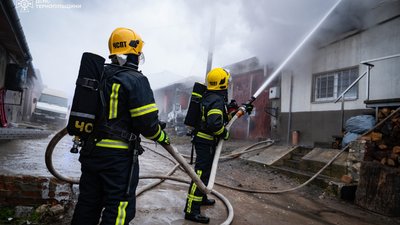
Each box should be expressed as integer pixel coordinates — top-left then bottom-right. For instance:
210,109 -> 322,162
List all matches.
342,115 -> 375,146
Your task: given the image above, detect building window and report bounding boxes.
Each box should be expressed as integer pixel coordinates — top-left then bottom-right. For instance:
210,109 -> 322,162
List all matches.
313,67 -> 358,102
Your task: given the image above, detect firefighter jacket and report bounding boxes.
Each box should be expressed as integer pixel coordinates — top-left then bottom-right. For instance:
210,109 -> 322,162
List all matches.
193,90 -> 229,144
93,64 -> 164,149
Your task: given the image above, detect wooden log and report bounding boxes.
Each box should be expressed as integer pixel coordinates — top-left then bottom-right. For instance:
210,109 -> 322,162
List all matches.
378,144 -> 387,150
387,158 -> 396,167
381,108 -> 391,117
371,132 -> 382,142
355,161 -> 400,216
393,146 -> 400,154
360,133 -> 371,141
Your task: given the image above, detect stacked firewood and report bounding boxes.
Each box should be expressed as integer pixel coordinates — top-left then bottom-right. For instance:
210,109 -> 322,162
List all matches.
362,108 -> 400,167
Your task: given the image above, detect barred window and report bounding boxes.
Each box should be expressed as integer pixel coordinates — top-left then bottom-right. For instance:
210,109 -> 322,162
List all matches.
313,67 -> 358,102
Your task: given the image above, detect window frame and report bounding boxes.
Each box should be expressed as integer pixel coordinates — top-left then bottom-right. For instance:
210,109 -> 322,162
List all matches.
312,66 -> 359,103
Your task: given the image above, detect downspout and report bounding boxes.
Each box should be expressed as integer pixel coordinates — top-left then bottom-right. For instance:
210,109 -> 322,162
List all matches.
287,74 -> 293,145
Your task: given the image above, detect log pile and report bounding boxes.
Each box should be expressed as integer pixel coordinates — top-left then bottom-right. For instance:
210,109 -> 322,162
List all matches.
355,107 -> 400,216
361,108 -> 400,167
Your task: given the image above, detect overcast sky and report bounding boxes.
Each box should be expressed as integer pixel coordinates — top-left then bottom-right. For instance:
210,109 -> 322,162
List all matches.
17,0 -> 337,97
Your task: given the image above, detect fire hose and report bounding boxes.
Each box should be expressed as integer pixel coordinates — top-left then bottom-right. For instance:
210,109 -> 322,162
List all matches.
45,106 -> 399,225
46,0 -> 343,194
46,1 -> 344,224
207,0 -> 343,191
45,127 -> 234,225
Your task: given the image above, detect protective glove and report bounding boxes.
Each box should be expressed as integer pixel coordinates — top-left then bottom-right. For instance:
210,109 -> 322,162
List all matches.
156,130 -> 170,145
218,128 -> 229,141
159,121 -> 167,130
223,130 -> 230,140
227,99 -> 239,114
242,103 -> 254,115
227,100 -> 239,120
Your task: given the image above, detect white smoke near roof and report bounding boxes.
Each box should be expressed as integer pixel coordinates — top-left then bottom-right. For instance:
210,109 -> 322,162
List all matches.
147,70 -> 185,90
18,0 -> 338,97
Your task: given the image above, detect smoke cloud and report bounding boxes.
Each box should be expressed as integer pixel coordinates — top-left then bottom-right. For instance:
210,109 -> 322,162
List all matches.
18,0 -> 339,97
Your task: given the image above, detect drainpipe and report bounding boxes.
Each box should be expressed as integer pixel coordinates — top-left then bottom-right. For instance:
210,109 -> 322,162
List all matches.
286,74 -> 293,145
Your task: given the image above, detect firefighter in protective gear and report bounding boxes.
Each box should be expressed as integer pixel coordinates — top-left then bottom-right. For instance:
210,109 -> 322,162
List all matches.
71,27 -> 170,225
183,68 -> 231,224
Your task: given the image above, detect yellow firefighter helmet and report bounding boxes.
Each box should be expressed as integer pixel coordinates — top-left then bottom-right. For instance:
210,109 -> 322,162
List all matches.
108,27 -> 144,56
206,68 -> 230,91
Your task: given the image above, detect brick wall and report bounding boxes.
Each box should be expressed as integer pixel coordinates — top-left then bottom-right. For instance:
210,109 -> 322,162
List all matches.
0,175 -> 73,206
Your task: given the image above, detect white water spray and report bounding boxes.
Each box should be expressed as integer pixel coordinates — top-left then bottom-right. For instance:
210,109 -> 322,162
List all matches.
252,0 -> 342,99
207,0 -> 343,192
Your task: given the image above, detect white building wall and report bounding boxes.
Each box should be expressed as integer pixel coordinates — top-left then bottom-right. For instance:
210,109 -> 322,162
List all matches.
360,18 -> 400,100
281,16 -> 400,113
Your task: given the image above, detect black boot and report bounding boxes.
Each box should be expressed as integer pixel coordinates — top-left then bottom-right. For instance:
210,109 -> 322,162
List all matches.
201,198 -> 216,206
185,212 -> 210,224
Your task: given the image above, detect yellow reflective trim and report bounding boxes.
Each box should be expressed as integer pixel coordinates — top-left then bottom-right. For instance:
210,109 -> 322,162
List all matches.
130,103 -> 158,117
109,83 -> 120,119
207,109 -> 222,116
145,125 -> 161,140
192,92 -> 202,98
186,170 -> 203,213
96,139 -> 129,149
214,126 -> 225,136
157,130 -> 165,142
187,194 -> 203,201
115,201 -> 128,225
196,132 -> 214,141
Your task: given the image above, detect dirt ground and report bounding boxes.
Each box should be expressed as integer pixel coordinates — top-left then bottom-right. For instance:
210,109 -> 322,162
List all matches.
133,137 -> 400,225
1,133 -> 400,225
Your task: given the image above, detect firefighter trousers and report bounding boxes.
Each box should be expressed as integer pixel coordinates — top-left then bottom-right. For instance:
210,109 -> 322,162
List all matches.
184,141 -> 215,214
71,147 -> 139,225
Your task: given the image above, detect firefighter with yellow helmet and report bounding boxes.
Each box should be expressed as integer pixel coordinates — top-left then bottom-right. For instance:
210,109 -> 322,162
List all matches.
183,68 -> 252,223
71,27 -> 170,225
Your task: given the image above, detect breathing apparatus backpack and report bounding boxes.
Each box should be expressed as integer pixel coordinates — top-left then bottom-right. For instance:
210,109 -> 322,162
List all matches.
67,52 -> 105,138
184,82 -> 207,128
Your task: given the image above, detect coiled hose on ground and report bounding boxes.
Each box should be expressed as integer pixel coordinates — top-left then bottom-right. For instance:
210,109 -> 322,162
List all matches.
45,128 -> 234,225
45,107 -> 400,224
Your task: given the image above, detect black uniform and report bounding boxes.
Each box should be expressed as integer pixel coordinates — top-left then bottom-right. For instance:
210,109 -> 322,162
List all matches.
184,90 -> 229,216
71,63 -> 166,225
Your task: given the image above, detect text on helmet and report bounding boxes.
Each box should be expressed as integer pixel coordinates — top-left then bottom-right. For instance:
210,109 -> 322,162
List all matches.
113,41 -> 127,49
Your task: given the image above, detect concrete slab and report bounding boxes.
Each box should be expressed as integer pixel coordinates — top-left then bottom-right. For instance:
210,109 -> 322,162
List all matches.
302,148 -> 348,166
0,127 -> 51,140
240,145 -> 297,165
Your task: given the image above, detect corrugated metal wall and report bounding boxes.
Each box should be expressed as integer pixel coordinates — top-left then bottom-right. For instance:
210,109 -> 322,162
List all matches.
230,69 -> 271,140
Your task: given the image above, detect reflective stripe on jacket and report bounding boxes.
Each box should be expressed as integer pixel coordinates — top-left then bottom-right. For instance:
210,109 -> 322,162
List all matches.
95,65 -> 164,143
96,139 -> 129,149
194,91 -> 228,143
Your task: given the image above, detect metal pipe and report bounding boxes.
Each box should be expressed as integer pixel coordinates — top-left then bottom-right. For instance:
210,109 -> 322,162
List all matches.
341,97 -> 345,130
287,75 -> 293,146
366,65 -> 371,101
360,53 -> 400,64
334,70 -> 367,103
